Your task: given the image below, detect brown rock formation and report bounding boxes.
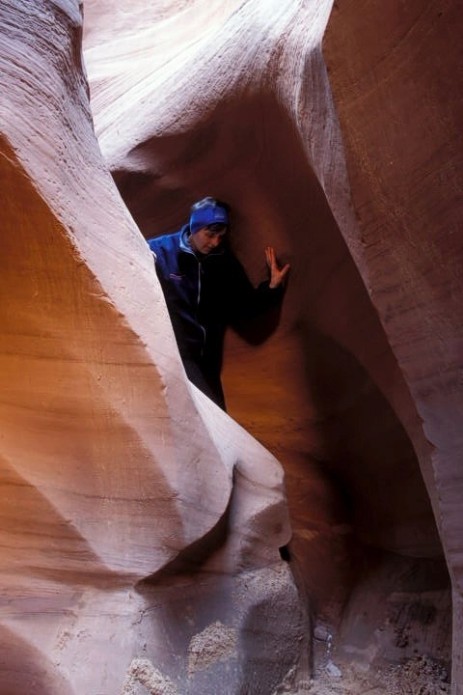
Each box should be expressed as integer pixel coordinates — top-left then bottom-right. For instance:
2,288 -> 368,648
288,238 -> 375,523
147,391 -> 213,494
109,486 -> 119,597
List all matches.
1,0 -> 461,693
83,0 -> 461,691
0,2 -> 303,693
323,2 -> 463,691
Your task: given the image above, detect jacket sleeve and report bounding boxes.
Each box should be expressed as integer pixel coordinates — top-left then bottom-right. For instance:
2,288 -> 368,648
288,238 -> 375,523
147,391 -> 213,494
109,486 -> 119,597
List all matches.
147,237 -> 158,261
225,254 -> 284,324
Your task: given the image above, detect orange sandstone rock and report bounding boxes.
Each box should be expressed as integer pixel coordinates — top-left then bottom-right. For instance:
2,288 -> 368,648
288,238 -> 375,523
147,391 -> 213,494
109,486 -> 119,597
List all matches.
0,1 -> 299,693
1,0 -> 461,692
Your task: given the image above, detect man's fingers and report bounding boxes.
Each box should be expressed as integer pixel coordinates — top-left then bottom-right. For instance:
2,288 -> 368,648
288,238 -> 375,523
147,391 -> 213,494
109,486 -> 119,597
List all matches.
265,246 -> 275,267
265,247 -> 290,285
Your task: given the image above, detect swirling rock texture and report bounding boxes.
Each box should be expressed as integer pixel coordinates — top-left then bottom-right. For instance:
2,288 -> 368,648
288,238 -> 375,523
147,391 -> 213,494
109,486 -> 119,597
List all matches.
1,1 -> 461,694
0,2 -> 301,694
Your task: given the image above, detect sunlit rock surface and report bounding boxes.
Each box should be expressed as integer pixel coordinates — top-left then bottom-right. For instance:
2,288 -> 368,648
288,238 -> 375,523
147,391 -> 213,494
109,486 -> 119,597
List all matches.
0,2 -> 302,694
83,0 -> 461,692
1,0 -> 461,693
323,2 -> 463,690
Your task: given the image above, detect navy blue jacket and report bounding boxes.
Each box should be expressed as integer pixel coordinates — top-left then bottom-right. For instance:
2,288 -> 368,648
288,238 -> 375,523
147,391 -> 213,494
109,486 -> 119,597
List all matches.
148,226 -> 282,373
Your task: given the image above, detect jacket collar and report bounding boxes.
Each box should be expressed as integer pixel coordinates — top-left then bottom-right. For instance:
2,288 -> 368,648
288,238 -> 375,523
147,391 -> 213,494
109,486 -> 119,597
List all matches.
179,226 -> 195,255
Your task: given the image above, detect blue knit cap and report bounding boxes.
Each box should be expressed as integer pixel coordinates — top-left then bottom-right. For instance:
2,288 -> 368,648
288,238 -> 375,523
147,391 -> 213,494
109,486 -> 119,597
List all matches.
189,200 -> 229,234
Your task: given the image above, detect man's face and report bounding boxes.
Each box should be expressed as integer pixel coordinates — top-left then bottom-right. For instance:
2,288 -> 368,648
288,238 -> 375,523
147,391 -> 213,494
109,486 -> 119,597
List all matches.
189,224 -> 227,255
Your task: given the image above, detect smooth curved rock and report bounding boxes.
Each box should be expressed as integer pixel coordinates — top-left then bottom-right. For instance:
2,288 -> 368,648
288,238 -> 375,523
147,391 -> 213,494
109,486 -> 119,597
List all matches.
1,0 -> 461,693
0,2 -> 301,693
83,0 -> 460,691
323,2 -> 463,690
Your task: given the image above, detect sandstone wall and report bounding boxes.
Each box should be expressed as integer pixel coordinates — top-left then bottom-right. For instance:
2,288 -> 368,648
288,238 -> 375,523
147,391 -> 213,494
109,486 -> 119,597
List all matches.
1,0 -> 461,693
323,2 -> 463,690
82,0 -> 461,691
0,2 -> 304,693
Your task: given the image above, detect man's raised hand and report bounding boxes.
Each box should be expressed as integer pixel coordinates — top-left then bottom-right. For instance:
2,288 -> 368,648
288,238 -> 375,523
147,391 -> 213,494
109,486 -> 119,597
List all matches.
265,246 -> 290,289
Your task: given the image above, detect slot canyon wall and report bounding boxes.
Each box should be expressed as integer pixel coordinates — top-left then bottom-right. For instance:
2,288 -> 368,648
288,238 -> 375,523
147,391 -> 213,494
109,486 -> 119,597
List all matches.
0,0 -> 462,694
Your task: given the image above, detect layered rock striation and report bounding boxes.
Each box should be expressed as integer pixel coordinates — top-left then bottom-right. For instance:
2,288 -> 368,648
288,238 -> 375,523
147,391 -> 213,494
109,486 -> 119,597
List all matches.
1,0 -> 462,693
83,0 -> 462,691
0,1 -> 303,693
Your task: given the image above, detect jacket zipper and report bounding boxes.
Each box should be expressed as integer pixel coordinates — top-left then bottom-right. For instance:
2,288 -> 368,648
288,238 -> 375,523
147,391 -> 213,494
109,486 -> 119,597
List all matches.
197,260 -> 206,355
197,260 -> 202,305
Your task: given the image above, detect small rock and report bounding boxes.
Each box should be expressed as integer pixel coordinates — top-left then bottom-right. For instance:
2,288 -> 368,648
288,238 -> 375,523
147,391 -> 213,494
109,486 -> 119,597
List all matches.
326,660 -> 342,678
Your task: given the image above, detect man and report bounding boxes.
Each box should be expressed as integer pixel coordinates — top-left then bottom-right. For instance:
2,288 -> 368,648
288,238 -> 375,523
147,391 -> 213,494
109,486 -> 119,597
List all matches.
148,197 -> 289,410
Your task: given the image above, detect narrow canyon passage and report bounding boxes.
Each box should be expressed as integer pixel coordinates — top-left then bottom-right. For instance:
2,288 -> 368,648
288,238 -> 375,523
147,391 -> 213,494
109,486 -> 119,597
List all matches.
0,1 -> 461,693
83,0 -> 460,690
108,82 -> 451,685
